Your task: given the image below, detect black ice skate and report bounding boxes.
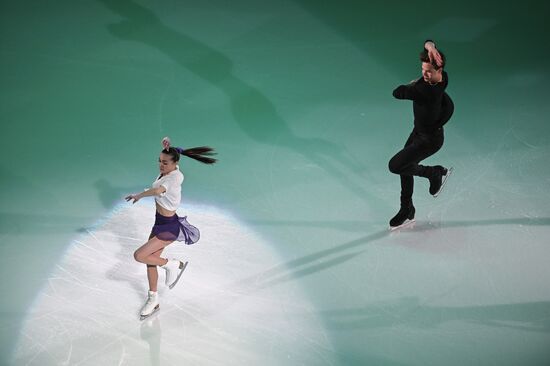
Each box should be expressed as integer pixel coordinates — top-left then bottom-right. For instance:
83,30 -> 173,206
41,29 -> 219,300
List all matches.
429,166 -> 453,197
389,204 -> 416,231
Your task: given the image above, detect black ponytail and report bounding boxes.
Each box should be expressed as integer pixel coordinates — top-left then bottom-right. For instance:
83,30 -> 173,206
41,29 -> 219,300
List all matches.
162,146 -> 217,165
180,146 -> 217,164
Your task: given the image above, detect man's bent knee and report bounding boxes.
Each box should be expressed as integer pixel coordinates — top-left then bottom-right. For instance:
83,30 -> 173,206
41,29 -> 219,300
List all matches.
388,158 -> 403,174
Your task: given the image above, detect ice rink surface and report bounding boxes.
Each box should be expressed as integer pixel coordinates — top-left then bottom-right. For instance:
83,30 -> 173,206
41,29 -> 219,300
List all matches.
1,0 -> 550,365
14,202 -> 335,365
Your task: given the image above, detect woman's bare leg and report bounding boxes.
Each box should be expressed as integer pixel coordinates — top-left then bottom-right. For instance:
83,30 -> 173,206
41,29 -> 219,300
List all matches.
134,236 -> 174,291
146,247 -> 164,292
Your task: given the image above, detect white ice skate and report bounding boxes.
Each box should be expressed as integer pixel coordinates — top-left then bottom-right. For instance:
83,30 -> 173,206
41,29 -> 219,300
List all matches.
162,259 -> 188,289
433,167 -> 453,197
140,290 -> 160,321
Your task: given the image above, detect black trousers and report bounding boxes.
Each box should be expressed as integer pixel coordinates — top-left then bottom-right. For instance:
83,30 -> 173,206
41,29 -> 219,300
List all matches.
388,129 -> 444,205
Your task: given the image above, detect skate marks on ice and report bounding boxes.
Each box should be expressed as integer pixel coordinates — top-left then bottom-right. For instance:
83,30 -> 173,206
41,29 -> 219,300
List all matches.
404,216 -> 550,232
321,297 -> 550,333
235,228 -> 390,290
237,211 -> 550,291
13,202 -> 335,366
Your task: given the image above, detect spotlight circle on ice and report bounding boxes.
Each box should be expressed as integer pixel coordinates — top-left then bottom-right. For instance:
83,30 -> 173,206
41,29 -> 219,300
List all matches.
13,202 -> 333,365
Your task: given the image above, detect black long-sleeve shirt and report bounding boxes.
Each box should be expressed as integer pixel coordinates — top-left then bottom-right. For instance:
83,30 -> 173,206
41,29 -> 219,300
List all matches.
393,71 -> 451,134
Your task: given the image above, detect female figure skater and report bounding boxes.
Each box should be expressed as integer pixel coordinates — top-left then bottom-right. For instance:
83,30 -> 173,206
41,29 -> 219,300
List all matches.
125,137 -> 216,320
388,40 -> 454,230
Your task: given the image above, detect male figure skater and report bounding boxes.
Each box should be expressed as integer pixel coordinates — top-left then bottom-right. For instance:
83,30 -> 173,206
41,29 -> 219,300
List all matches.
388,40 -> 454,230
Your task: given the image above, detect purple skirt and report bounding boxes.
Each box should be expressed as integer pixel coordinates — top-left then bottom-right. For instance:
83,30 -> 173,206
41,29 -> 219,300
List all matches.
150,212 -> 200,244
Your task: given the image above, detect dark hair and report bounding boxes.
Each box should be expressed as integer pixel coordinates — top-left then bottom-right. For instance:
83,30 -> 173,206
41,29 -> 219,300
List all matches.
162,146 -> 217,165
420,49 -> 446,70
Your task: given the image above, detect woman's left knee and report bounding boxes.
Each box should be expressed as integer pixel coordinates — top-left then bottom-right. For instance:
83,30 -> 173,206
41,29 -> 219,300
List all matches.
134,250 -> 145,263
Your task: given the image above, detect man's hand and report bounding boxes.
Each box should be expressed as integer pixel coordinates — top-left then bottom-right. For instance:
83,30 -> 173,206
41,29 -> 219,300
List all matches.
425,41 -> 443,67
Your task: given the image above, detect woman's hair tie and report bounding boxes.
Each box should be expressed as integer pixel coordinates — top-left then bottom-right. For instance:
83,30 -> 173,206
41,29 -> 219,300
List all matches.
161,136 -> 217,165
162,137 -> 171,151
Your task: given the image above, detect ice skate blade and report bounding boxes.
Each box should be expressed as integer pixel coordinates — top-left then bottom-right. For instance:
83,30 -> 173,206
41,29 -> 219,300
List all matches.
433,167 -> 453,198
389,218 -> 416,231
168,261 -> 188,290
140,304 -> 159,321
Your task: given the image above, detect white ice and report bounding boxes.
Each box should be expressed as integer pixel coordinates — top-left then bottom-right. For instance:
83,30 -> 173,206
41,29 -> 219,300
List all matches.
13,200 -> 335,366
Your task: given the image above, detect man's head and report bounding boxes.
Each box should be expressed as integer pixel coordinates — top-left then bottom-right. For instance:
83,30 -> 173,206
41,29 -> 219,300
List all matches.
420,49 -> 446,69
420,49 -> 445,84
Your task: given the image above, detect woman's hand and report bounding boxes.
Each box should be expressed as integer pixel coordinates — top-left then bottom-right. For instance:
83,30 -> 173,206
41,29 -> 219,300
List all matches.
125,187 -> 164,203
125,193 -> 142,204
